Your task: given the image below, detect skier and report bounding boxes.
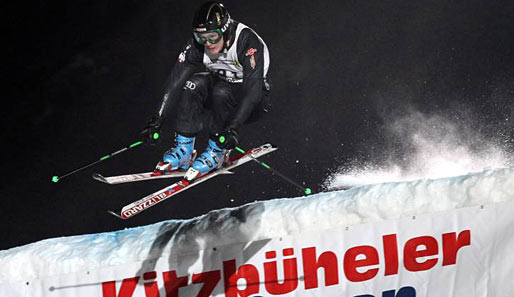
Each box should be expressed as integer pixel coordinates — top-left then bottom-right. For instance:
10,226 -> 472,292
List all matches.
140,1 -> 271,178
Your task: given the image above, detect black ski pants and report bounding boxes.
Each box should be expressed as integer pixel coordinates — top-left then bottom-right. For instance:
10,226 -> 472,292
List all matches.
172,72 -> 270,137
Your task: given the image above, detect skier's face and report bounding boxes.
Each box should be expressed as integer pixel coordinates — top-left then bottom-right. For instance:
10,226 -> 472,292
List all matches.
194,29 -> 224,54
205,36 -> 224,54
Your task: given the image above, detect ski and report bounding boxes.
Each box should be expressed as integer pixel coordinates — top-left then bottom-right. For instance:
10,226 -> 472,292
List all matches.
108,143 -> 277,219
93,170 -> 232,185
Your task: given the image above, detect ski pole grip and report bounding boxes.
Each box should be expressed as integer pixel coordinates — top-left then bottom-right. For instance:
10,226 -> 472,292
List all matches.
130,141 -> 144,148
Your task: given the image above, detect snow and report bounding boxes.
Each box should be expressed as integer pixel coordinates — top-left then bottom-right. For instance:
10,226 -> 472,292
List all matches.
325,111 -> 514,189
1,166 -> 514,284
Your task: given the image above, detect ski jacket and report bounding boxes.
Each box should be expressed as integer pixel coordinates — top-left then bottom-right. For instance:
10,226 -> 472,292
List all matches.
156,22 -> 270,130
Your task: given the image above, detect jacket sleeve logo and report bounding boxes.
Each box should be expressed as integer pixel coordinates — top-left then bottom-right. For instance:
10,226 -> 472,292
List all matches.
245,48 -> 258,69
178,44 -> 192,63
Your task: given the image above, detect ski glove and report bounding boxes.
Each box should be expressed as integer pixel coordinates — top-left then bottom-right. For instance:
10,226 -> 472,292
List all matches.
140,116 -> 162,145
215,128 -> 238,150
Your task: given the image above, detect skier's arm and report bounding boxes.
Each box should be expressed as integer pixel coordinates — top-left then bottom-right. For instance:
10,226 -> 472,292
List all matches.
142,39 -> 204,142
227,29 -> 266,130
155,39 -> 204,120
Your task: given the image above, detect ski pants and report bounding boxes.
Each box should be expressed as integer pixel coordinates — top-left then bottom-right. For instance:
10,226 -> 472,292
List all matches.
172,72 -> 271,137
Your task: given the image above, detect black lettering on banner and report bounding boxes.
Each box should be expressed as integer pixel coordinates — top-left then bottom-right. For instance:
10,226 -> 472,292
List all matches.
354,286 -> 416,297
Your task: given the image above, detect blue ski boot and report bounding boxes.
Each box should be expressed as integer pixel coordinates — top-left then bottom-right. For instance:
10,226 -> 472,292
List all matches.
155,134 -> 196,174
189,139 -> 229,177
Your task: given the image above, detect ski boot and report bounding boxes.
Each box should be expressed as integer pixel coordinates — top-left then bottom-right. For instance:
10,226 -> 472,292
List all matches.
154,134 -> 196,175
185,139 -> 230,180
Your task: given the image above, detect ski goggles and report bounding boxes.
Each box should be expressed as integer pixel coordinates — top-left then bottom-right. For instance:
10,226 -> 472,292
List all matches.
193,29 -> 223,45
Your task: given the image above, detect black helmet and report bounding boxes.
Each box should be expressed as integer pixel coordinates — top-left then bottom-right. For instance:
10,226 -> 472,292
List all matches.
192,1 -> 234,46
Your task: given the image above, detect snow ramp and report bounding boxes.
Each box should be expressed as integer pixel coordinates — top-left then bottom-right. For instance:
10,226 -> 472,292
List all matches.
1,167 -> 514,297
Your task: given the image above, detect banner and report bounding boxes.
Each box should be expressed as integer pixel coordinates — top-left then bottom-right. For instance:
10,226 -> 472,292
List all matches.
2,200 -> 514,297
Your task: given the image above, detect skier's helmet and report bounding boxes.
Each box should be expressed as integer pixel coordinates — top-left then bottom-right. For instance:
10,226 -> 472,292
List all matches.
192,1 -> 232,45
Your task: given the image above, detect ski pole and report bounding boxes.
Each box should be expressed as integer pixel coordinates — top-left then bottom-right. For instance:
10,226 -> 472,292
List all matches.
52,134 -> 159,183
234,145 -> 312,196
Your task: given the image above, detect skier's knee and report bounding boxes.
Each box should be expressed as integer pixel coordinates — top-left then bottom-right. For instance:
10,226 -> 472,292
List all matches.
211,84 -> 231,100
211,84 -> 233,110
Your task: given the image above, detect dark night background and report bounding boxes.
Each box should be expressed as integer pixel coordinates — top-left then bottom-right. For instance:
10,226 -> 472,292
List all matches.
3,0 -> 514,250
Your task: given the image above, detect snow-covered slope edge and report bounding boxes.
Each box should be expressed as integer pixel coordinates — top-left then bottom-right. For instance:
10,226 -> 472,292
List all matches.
1,166 -> 513,286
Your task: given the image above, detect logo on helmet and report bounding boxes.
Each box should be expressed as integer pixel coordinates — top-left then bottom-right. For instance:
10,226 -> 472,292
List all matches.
221,18 -> 231,33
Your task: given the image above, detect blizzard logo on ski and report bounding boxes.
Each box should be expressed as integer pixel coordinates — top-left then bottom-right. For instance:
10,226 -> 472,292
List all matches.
121,193 -> 169,218
101,229 -> 471,296
116,175 -> 146,183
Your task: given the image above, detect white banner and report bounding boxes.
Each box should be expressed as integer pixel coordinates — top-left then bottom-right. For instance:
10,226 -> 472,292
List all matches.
2,200 -> 514,297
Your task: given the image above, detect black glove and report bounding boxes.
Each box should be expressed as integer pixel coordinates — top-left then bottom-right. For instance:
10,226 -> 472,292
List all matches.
140,116 -> 162,145
215,128 -> 239,149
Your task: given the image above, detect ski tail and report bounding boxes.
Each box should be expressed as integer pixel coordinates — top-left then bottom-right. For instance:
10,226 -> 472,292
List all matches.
107,210 -> 124,219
